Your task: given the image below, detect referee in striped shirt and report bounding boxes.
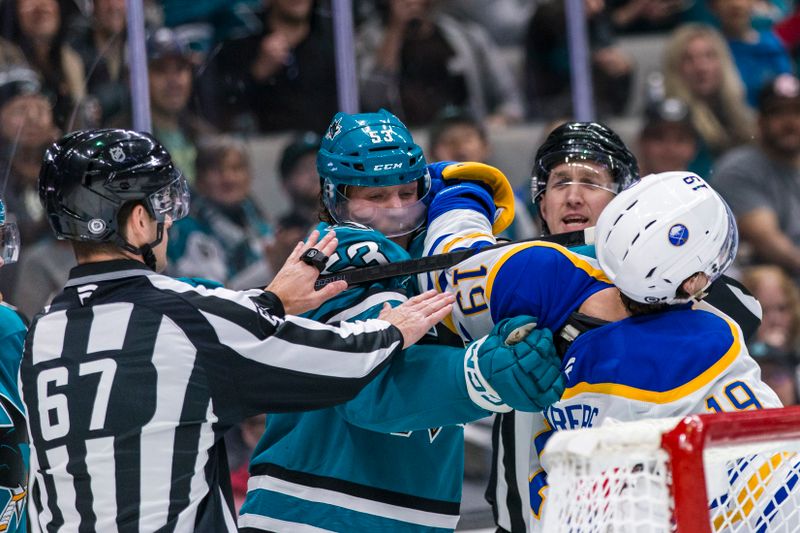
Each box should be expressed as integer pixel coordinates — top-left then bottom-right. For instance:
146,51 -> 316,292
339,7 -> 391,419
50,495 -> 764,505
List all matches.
21,129 -> 453,532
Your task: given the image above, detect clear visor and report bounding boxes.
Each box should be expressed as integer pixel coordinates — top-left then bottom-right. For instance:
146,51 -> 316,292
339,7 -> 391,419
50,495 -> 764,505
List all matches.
0,223 -> 20,266
703,201 -> 739,285
148,175 -> 190,223
327,181 -> 431,238
533,153 -> 630,202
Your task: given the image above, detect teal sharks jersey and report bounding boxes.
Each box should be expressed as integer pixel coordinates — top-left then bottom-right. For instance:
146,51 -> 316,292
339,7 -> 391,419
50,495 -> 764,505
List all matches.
0,305 -> 27,533
240,222 -> 490,533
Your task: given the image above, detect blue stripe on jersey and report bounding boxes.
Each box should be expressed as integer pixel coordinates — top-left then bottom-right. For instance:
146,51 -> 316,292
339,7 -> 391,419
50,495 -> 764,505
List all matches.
563,307 -> 738,399
241,489 -> 455,533
486,243 -> 612,331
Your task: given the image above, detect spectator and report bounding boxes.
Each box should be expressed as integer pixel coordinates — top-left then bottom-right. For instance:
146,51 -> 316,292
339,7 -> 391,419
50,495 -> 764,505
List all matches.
358,0 -> 523,127
709,0 -> 792,108
0,65 -> 59,298
167,135 -> 272,287
636,97 -> 699,175
278,131 -> 322,227
228,414 -> 266,511
110,27 -> 215,182
439,0 -> 536,46
714,74 -> 800,278
211,0 -> 338,133
662,23 -> 755,178
427,107 -> 538,240
525,0 -> 634,120
756,356 -> 799,405
229,211 -> 313,290
607,0 -> 690,34
742,264 -> 800,360
0,37 -> 27,67
1,0 -> 88,129
68,0 -> 130,123
775,4 -> 800,54
10,239 -> 74,321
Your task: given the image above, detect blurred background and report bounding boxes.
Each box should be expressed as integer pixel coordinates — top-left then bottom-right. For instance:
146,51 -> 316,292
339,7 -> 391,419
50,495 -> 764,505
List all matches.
4,0 -> 800,528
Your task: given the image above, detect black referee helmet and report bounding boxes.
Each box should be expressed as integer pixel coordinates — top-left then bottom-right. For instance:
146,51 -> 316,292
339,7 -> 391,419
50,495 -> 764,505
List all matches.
39,128 -> 189,268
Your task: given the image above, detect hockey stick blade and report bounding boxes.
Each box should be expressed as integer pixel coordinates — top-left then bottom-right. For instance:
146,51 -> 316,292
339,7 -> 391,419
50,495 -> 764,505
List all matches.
314,227 -> 595,290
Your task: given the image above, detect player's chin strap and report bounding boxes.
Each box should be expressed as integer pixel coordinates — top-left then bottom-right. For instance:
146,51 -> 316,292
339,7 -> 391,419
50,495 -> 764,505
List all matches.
116,223 -> 165,271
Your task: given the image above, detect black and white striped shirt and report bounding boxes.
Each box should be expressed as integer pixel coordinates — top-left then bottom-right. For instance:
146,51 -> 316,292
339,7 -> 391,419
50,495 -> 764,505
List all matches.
20,259 -> 404,533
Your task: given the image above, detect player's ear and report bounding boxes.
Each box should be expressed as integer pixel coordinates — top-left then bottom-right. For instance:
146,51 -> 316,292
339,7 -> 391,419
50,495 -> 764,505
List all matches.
680,272 -> 709,299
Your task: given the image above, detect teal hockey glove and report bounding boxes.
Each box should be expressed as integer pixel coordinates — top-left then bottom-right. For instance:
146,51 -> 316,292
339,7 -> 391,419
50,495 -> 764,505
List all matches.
464,315 -> 565,412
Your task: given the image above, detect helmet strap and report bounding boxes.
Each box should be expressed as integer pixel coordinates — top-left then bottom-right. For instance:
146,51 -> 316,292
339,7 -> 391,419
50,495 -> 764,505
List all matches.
115,222 -> 164,271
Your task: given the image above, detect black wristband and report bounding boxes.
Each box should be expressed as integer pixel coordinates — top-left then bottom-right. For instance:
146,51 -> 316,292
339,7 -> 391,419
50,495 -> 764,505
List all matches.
259,291 -> 286,318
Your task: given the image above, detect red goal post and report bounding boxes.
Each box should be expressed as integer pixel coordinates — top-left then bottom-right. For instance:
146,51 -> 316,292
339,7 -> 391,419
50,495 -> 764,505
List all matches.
666,407 -> 800,533
540,406 -> 800,532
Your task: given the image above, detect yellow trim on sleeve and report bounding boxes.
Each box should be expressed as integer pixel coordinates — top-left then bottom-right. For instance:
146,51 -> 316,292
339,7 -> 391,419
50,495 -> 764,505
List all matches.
442,232 -> 495,254
485,241 -> 611,302
561,318 -> 742,403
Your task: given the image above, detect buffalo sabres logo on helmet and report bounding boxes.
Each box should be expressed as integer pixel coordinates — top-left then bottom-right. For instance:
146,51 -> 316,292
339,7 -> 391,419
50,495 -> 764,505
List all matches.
325,117 -> 342,140
109,146 -> 125,162
668,223 -> 689,246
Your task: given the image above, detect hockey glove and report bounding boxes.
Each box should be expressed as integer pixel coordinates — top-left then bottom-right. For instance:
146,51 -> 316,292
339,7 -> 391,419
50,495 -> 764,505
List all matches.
427,161 -> 515,234
464,315 -> 564,412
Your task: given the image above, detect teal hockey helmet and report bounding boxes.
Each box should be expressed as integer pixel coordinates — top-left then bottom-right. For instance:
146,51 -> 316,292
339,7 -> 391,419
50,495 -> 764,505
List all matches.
318,109 -> 431,237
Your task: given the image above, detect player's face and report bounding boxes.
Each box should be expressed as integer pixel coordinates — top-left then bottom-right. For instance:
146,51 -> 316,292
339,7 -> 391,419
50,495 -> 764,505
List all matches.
347,182 -> 419,212
539,161 -> 616,234
346,182 -> 423,237
151,213 -> 172,273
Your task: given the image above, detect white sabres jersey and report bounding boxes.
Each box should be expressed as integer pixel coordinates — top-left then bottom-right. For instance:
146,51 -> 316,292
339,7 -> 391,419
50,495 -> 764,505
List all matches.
422,209 -> 787,532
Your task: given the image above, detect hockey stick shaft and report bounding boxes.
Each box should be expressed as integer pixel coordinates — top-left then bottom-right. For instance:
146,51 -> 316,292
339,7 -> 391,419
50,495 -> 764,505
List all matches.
314,227 -> 595,289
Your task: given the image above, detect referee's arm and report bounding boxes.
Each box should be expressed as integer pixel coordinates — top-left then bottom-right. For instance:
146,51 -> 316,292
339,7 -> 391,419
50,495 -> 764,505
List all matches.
161,283 -> 451,420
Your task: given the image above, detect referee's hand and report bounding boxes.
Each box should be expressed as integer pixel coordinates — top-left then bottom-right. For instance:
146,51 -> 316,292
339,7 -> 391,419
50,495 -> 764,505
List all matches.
266,229 -> 347,315
378,290 -> 455,348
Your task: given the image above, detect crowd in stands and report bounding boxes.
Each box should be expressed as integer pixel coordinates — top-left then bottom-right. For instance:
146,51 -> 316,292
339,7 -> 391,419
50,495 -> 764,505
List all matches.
4,0 -> 800,512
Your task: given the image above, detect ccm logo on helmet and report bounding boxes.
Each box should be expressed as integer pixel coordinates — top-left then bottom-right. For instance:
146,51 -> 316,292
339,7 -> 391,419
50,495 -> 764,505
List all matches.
373,163 -> 403,171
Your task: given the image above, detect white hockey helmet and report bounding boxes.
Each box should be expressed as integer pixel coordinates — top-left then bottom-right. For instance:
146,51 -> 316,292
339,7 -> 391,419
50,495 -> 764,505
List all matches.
595,171 -> 738,305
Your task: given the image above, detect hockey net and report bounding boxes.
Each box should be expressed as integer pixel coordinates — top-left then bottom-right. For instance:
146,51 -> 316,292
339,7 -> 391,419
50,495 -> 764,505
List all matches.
540,407 -> 800,532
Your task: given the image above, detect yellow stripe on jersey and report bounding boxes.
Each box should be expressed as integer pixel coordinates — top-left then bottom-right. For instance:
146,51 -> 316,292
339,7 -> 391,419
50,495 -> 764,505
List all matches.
485,241 -> 612,303
561,318 -> 742,403
442,232 -> 494,254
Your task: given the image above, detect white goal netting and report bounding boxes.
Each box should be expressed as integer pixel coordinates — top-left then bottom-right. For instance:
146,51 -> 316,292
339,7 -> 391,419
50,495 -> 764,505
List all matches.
540,412 -> 800,533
